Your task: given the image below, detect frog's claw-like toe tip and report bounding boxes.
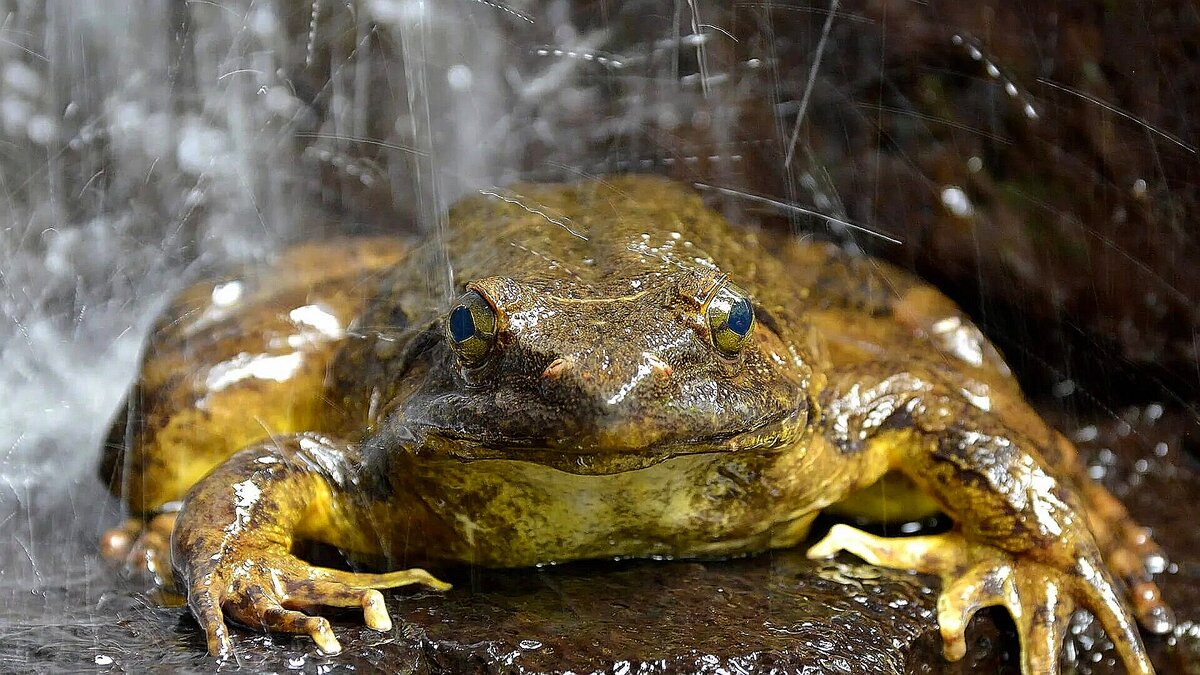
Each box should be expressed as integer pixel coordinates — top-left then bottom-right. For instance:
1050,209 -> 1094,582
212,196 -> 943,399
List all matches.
1141,604 -> 1175,635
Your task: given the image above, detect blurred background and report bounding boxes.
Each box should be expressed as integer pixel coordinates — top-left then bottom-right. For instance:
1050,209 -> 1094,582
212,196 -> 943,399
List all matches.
1,0 -> 1197,671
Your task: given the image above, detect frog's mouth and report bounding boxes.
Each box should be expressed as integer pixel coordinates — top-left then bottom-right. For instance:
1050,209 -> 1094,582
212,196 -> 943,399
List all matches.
400,406 -> 809,475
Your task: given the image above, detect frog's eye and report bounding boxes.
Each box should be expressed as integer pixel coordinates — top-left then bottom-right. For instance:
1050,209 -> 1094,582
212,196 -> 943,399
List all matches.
447,290 -> 498,364
705,281 -> 755,356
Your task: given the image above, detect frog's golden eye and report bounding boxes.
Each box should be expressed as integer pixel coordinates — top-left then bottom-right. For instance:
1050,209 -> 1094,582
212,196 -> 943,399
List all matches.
447,290 -> 498,364
706,281 -> 755,356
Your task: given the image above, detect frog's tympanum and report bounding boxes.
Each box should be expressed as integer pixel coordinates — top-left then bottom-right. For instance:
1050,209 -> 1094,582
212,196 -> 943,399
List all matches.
102,177 -> 1173,674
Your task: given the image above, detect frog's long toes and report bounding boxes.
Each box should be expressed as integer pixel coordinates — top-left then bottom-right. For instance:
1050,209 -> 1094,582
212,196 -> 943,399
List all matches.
1124,576 -> 1175,635
1140,602 -> 1175,635
188,586 -> 232,657
398,567 -> 452,592
936,561 -> 1012,661
806,524 -> 901,563
318,566 -> 452,592
240,586 -> 343,654
281,579 -> 395,632
807,524 -> 970,574
361,590 -> 392,632
1072,562 -> 1154,675
1015,579 -> 1075,675
99,522 -> 139,562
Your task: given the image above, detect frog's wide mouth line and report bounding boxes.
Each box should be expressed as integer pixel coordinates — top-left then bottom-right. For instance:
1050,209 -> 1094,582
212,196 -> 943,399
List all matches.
409,407 -> 808,475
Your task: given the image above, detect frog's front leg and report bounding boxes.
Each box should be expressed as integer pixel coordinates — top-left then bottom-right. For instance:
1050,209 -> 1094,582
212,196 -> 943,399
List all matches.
806,367 -> 1169,675
171,433 -> 450,657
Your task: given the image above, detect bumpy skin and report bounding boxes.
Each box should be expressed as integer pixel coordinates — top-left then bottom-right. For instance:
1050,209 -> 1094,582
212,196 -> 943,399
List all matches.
102,177 -> 1172,673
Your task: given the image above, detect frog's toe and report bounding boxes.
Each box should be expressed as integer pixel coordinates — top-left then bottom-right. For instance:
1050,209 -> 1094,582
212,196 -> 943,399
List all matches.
807,523 -> 970,571
1080,483 -> 1176,635
277,567 -> 451,634
231,585 -> 342,654
101,512 -> 179,588
936,560 -> 1014,661
187,583 -> 233,658
99,519 -> 141,562
185,558 -> 451,654
971,563 -> 1075,674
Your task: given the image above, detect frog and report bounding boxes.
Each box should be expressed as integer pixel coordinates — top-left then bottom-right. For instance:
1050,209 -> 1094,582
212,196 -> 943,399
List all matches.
100,176 -> 1174,674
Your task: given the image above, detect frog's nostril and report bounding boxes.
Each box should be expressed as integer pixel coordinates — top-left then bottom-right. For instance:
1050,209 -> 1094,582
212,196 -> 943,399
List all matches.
644,352 -> 672,377
541,356 -> 573,380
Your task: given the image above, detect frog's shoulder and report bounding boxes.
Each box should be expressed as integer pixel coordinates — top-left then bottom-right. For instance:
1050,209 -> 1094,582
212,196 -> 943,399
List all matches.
101,237 -> 407,512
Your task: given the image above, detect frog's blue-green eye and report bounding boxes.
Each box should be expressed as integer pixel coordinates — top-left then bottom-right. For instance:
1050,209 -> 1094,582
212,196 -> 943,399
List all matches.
447,290 -> 498,364
727,298 -> 753,337
449,306 -> 475,342
706,282 -> 755,356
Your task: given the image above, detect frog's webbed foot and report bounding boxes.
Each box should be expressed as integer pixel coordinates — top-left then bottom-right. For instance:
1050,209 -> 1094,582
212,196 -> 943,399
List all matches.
180,549 -> 450,657
808,525 -> 1154,675
100,510 -> 179,588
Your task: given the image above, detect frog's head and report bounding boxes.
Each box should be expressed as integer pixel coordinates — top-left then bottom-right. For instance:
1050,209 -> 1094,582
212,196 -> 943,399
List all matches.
379,268 -> 814,474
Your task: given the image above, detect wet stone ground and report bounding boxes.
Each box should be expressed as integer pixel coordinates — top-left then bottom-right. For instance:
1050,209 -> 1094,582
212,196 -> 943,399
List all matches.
3,410 -> 1198,674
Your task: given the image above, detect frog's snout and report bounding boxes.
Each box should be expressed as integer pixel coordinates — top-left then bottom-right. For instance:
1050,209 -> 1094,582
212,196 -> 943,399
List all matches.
540,352 -> 673,383
532,348 -> 682,449
537,350 -> 674,409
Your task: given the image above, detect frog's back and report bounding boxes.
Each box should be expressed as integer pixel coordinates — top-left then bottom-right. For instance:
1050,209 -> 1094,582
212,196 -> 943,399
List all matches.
440,177 -> 766,292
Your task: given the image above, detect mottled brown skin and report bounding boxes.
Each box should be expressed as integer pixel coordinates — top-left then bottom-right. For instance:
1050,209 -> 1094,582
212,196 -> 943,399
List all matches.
102,177 -> 1171,674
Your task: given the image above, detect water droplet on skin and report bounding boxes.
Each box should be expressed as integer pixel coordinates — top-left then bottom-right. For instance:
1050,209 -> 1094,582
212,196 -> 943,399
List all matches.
94,655 -> 114,666
967,156 -> 983,173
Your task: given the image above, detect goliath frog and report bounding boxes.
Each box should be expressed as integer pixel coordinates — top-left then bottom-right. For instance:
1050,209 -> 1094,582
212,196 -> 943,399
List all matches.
101,176 -> 1172,674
